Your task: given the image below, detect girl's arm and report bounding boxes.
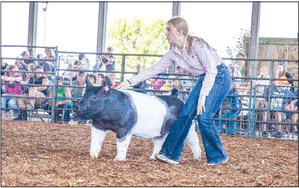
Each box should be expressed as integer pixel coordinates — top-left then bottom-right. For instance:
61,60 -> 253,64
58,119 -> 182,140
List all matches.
129,51 -> 174,85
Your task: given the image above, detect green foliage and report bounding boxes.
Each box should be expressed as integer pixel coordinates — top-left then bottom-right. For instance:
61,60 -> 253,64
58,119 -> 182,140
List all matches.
106,19 -> 169,72
226,28 -> 250,58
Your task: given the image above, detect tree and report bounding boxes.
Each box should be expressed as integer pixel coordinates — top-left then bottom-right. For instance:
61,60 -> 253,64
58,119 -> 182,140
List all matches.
226,28 -> 250,58
106,19 -> 169,72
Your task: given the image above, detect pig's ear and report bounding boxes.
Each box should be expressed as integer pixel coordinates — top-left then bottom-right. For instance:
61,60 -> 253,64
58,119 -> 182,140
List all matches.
85,74 -> 93,89
102,76 -> 112,87
102,76 -> 112,94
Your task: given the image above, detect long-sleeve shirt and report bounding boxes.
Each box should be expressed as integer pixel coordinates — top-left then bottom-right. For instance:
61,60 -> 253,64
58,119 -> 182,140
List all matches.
129,37 -> 223,96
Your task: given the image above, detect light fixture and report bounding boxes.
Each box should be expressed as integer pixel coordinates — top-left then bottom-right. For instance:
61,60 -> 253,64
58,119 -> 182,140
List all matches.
42,2 -> 48,12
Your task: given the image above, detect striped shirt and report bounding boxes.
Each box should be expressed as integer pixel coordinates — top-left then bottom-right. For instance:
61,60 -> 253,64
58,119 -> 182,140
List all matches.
129,37 -> 223,96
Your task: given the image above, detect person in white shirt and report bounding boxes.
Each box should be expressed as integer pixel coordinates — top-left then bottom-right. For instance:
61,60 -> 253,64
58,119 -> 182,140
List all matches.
79,53 -> 90,71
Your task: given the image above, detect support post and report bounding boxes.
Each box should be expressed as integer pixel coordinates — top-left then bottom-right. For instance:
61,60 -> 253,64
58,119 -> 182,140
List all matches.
96,2 -> 108,54
248,2 -> 261,77
27,2 -> 38,49
172,1 -> 181,17
169,2 -> 181,73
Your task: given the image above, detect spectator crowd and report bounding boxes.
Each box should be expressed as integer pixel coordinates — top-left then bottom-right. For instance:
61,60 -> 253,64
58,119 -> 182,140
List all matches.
1,48 -> 298,139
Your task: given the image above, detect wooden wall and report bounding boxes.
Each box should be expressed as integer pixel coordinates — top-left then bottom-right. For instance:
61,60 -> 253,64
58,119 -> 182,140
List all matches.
244,37 -> 298,85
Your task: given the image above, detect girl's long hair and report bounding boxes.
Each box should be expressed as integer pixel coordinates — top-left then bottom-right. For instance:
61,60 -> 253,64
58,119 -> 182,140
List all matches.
167,17 -> 212,54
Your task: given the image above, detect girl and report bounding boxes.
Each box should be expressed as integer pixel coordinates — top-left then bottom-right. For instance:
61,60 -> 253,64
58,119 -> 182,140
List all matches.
118,17 -> 232,165
1,65 -> 22,119
15,66 -> 50,120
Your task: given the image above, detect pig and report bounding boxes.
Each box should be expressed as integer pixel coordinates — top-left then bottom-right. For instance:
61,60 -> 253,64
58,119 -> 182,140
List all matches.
73,76 -> 201,161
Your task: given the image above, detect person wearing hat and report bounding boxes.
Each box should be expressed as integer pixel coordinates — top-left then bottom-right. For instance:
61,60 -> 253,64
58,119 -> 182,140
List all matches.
261,76 -> 296,138
15,51 -> 30,70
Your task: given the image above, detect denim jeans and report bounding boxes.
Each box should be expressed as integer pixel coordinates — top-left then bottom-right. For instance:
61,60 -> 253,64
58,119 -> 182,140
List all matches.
215,89 -> 241,135
159,63 -> 232,163
1,94 -> 19,114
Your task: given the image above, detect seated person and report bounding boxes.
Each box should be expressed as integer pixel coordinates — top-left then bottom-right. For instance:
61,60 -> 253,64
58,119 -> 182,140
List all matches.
87,74 -> 96,85
1,65 -> 22,119
71,71 -> 86,100
46,76 -> 72,123
94,73 -> 104,86
172,76 -> 188,101
15,66 -> 50,120
176,67 -> 193,92
93,55 -> 106,72
61,63 -> 74,81
27,65 -> 50,109
284,89 -> 298,135
21,63 -> 35,94
108,73 -> 119,88
261,76 -> 295,138
151,73 -> 166,91
214,88 -> 242,135
70,72 -> 86,124
160,79 -> 173,92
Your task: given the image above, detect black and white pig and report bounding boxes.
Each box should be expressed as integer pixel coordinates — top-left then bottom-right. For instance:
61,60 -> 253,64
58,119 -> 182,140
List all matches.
73,77 -> 201,161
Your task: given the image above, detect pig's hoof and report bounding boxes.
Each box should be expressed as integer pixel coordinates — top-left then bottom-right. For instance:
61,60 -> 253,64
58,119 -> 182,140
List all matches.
114,156 -> 126,161
90,150 -> 100,158
193,154 -> 201,160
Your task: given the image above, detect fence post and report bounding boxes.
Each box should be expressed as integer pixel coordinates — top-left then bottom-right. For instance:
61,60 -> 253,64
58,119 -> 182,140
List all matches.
247,81 -> 256,138
50,46 -> 59,122
142,80 -> 147,93
265,60 -> 275,133
120,55 -> 126,82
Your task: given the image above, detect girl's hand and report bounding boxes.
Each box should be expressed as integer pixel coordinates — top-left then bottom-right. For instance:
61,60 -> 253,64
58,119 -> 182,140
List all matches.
116,80 -> 131,89
197,96 -> 206,115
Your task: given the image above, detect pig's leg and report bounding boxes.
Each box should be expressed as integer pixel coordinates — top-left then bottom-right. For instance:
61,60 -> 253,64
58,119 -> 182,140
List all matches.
150,134 -> 167,160
90,125 -> 107,159
185,123 -> 201,160
114,133 -> 133,161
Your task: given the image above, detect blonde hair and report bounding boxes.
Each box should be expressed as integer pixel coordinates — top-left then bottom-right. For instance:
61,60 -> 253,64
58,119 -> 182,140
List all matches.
28,63 -> 36,71
6,64 -> 17,71
167,17 -> 189,36
6,64 -> 18,76
167,17 -> 211,54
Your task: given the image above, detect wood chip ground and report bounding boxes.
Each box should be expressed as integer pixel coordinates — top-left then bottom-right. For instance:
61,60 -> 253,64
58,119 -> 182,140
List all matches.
1,120 -> 298,186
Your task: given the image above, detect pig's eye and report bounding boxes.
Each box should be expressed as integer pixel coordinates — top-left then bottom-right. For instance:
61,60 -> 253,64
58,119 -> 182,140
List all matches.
91,96 -> 98,101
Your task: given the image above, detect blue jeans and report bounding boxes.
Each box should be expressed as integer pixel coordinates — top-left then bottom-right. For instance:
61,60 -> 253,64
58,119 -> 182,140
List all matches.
215,89 -> 241,135
1,94 -> 19,114
159,64 -> 232,163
